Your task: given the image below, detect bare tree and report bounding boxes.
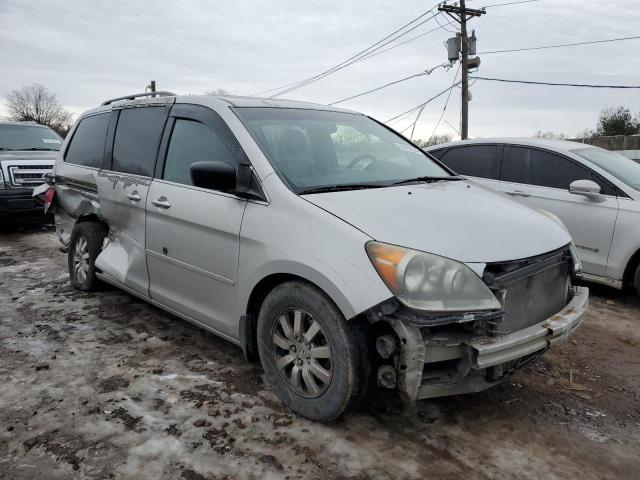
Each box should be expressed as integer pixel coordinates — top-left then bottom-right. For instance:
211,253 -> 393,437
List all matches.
414,134 -> 453,148
205,88 -> 230,96
532,130 -> 567,140
4,83 -> 73,136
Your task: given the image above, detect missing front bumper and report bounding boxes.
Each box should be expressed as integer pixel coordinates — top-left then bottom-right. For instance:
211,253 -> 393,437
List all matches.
388,286 -> 588,402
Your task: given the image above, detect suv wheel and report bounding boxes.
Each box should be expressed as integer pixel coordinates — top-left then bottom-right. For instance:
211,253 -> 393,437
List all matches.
257,281 -> 369,421
634,263 -> 640,297
68,222 -> 107,291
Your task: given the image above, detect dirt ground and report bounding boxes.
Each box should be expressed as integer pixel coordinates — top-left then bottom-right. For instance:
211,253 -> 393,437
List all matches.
1,225 -> 639,480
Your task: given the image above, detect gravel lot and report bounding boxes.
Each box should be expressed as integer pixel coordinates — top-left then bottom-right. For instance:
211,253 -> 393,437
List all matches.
1,226 -> 639,480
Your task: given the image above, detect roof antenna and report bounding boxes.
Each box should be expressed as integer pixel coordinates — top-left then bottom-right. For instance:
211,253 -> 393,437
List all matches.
145,80 -> 157,95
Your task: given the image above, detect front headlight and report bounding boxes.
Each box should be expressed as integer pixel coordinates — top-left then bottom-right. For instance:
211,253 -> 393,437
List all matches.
366,241 -> 501,312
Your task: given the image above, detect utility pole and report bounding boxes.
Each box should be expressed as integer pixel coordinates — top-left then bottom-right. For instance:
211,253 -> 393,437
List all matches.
439,1 -> 485,139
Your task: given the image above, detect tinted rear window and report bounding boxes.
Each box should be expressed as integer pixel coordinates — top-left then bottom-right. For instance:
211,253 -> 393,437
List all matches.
65,113 -> 110,168
112,107 -> 168,176
439,145 -> 501,179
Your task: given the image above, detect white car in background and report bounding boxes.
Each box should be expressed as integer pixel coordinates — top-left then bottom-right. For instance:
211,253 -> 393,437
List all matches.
426,138 -> 640,295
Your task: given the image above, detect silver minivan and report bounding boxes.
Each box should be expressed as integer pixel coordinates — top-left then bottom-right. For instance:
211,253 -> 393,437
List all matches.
48,92 -> 587,421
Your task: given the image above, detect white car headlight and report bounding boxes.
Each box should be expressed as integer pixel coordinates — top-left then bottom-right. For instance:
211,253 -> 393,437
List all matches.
366,241 -> 501,312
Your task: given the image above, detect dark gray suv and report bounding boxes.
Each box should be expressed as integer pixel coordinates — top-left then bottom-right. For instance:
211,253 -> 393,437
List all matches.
0,121 -> 60,219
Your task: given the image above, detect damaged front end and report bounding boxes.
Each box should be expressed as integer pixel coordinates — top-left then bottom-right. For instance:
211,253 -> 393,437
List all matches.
364,245 -> 588,403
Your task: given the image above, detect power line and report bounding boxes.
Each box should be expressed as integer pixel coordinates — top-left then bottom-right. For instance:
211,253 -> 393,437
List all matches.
253,4 -> 447,98
482,0 -> 539,7
385,80 -> 463,123
479,34 -> 640,54
429,63 -> 461,139
328,63 -> 449,105
471,76 -> 640,88
268,9 -> 443,98
350,17 -> 456,64
434,11 -> 457,33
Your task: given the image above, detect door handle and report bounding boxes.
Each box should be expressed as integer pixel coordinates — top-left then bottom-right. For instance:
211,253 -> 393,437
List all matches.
126,191 -> 141,202
506,189 -> 530,197
151,197 -> 171,209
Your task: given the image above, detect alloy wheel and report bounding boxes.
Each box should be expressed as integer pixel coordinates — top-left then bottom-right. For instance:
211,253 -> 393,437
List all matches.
73,236 -> 90,285
271,308 -> 333,398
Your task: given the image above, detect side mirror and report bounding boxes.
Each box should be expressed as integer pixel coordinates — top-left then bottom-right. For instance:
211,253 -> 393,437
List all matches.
190,161 -> 236,193
569,179 -> 601,199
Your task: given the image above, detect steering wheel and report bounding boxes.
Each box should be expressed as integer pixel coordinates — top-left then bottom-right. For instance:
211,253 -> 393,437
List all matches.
347,154 -> 377,170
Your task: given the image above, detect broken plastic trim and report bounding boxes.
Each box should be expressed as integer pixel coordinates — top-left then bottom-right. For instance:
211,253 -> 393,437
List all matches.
365,297 -> 503,328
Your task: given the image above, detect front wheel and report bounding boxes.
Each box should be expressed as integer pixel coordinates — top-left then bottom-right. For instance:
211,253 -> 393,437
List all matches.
257,281 -> 369,421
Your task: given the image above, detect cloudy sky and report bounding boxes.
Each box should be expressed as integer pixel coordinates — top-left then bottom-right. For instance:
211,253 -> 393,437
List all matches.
1,0 -> 638,140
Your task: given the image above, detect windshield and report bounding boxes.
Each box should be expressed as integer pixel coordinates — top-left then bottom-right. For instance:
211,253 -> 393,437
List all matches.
0,124 -> 63,151
572,146 -> 640,191
234,107 -> 451,193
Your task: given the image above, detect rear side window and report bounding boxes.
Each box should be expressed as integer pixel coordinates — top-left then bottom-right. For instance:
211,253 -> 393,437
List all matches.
428,148 -> 447,159
163,119 -> 240,186
439,145 -> 500,179
65,113 -> 110,168
112,107 -> 168,176
502,147 -> 617,194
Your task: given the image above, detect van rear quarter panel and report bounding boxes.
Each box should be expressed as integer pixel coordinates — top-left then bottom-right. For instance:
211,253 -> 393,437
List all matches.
236,175 -> 392,327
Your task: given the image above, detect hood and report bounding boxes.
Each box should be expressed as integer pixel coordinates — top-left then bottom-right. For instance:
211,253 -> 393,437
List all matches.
304,180 -> 571,263
0,150 -> 59,162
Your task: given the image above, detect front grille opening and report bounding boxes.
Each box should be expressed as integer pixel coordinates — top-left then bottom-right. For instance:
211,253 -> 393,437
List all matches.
483,246 -> 573,332
421,358 -> 469,386
9,165 -> 52,186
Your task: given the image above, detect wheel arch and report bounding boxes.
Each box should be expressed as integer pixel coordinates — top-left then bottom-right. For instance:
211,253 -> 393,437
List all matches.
75,213 -> 108,230
240,272 -> 357,362
622,247 -> 640,286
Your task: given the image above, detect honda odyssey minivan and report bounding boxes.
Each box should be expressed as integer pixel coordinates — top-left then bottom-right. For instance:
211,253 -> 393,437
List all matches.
45,92 -> 587,421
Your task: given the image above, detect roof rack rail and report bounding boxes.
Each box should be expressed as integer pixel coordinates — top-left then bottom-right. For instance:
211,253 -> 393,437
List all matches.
101,91 -> 176,106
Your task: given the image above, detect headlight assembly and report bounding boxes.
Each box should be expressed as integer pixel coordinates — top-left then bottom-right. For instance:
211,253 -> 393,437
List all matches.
366,241 -> 501,312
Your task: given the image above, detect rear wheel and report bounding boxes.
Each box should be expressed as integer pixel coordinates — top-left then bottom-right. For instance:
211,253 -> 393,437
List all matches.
68,222 -> 106,291
257,281 -> 369,421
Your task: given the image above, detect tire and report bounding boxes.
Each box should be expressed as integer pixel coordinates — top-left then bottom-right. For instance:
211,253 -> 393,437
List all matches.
634,263 -> 640,297
68,222 -> 107,291
257,281 -> 369,422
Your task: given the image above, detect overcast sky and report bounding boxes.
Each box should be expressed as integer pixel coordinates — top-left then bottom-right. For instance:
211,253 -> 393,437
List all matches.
1,0 -> 638,140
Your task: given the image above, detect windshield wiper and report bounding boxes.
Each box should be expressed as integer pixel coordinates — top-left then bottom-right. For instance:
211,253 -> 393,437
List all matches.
23,147 -> 59,151
299,184 -> 386,194
392,175 -> 462,186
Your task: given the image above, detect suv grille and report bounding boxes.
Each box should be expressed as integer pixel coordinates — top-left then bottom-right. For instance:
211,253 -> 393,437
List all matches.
483,246 -> 572,333
8,164 -> 52,186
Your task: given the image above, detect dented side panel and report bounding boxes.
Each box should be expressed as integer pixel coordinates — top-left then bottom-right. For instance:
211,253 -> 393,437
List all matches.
54,161 -> 102,245
94,171 -> 152,297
